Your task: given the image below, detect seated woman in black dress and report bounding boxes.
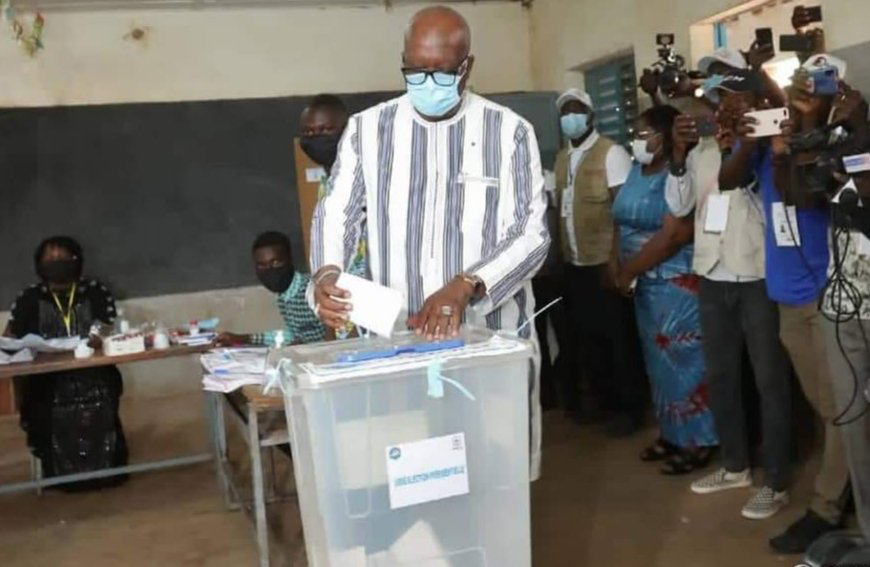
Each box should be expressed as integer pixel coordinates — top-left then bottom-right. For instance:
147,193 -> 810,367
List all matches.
4,236 -> 128,490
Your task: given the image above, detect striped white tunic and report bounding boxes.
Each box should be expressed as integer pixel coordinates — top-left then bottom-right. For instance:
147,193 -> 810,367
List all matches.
310,92 -> 550,339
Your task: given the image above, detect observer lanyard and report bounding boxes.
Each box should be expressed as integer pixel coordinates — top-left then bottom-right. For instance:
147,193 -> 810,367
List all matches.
50,283 -> 77,337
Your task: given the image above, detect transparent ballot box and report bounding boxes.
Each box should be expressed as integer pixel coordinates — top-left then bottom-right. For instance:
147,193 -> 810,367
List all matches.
273,327 -> 533,567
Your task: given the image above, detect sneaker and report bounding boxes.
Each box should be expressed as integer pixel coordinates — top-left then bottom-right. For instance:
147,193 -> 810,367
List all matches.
741,486 -> 789,520
770,510 -> 841,554
691,468 -> 752,495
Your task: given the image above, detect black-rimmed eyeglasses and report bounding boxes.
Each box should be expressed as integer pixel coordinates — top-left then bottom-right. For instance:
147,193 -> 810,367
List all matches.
402,58 -> 469,87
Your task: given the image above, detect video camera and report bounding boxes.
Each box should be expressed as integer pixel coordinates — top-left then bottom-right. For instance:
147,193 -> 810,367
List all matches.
780,5 -> 823,54
789,123 -> 870,236
789,122 -> 856,194
647,33 -> 691,92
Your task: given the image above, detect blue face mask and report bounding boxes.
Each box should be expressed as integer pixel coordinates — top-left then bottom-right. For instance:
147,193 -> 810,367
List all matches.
406,75 -> 463,118
703,75 -> 725,104
560,113 -> 590,138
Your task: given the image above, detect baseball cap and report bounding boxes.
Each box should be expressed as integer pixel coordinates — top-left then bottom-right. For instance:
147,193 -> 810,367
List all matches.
556,88 -> 594,111
802,53 -> 847,79
698,47 -> 749,75
704,69 -> 764,104
714,69 -> 763,93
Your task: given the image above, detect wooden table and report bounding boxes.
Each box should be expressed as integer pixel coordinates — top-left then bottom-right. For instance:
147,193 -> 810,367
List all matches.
0,343 -> 216,495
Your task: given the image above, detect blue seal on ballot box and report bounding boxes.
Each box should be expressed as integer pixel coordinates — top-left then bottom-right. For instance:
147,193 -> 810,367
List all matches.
389,447 -> 402,460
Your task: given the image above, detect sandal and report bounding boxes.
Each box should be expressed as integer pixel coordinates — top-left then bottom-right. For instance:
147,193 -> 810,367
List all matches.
660,446 -> 718,476
639,438 -> 679,462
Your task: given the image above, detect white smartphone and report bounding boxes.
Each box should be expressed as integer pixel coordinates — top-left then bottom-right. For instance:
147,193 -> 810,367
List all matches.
745,108 -> 790,138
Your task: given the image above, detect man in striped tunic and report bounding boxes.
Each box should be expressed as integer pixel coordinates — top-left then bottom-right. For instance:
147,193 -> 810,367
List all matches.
309,6 -> 549,477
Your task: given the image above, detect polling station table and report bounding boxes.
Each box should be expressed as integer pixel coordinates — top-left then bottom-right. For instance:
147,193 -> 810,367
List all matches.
206,384 -> 292,567
0,344 -> 215,495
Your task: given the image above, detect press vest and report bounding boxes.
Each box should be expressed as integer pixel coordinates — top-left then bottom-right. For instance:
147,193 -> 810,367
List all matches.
555,137 -> 615,266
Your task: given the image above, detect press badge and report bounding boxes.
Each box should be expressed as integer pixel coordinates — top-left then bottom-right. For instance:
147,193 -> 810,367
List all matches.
843,153 -> 870,175
772,202 -> 801,247
704,194 -> 730,234
561,188 -> 574,218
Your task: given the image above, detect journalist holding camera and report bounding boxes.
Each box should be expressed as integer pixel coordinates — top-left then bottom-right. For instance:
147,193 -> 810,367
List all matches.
630,8 -> 870,554
816,72 -> 870,553
713,54 -> 870,554
665,68 -> 795,527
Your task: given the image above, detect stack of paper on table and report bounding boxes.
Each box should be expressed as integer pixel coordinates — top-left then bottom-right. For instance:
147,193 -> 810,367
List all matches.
177,332 -> 217,347
200,348 -> 268,393
0,334 -> 80,353
0,349 -> 35,365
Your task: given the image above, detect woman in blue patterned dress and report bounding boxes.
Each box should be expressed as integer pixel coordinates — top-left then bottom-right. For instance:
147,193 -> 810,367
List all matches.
611,106 -> 718,475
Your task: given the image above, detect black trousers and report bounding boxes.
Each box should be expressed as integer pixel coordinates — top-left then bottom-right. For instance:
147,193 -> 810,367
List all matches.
532,275 -> 570,409
562,264 -> 647,418
699,278 -> 792,491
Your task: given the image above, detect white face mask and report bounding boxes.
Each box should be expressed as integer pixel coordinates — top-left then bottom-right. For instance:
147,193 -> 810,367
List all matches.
631,138 -> 658,165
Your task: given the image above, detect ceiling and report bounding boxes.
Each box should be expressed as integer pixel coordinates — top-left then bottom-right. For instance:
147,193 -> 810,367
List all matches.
13,0 -> 526,13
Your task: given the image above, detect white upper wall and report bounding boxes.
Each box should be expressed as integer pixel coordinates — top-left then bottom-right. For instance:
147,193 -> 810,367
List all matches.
0,2 -> 532,107
528,0 -> 870,92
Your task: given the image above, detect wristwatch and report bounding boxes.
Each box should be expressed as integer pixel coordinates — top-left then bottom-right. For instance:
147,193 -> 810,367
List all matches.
457,273 -> 485,298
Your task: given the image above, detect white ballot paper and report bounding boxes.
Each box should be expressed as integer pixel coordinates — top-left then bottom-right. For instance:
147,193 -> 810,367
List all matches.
335,273 -> 403,337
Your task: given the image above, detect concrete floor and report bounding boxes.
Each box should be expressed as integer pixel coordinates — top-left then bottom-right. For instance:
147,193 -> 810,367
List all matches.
0,393 -> 822,567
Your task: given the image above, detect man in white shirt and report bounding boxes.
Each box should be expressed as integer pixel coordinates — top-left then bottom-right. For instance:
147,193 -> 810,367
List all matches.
667,70 -> 793,521
310,6 -> 549,476
553,89 -> 645,435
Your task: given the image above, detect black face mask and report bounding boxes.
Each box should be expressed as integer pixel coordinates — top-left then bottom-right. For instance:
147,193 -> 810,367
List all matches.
40,259 -> 79,284
257,266 -> 295,294
300,133 -> 341,169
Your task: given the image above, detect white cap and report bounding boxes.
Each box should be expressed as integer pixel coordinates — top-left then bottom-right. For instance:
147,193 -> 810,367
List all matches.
802,53 -> 847,79
556,88 -> 594,111
698,47 -> 749,75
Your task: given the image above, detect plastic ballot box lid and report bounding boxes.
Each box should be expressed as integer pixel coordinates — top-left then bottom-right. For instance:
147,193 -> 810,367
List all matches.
271,326 -> 532,389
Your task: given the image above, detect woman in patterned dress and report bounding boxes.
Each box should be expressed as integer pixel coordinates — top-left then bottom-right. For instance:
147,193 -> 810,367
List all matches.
4,236 -> 128,489
611,106 -> 719,475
